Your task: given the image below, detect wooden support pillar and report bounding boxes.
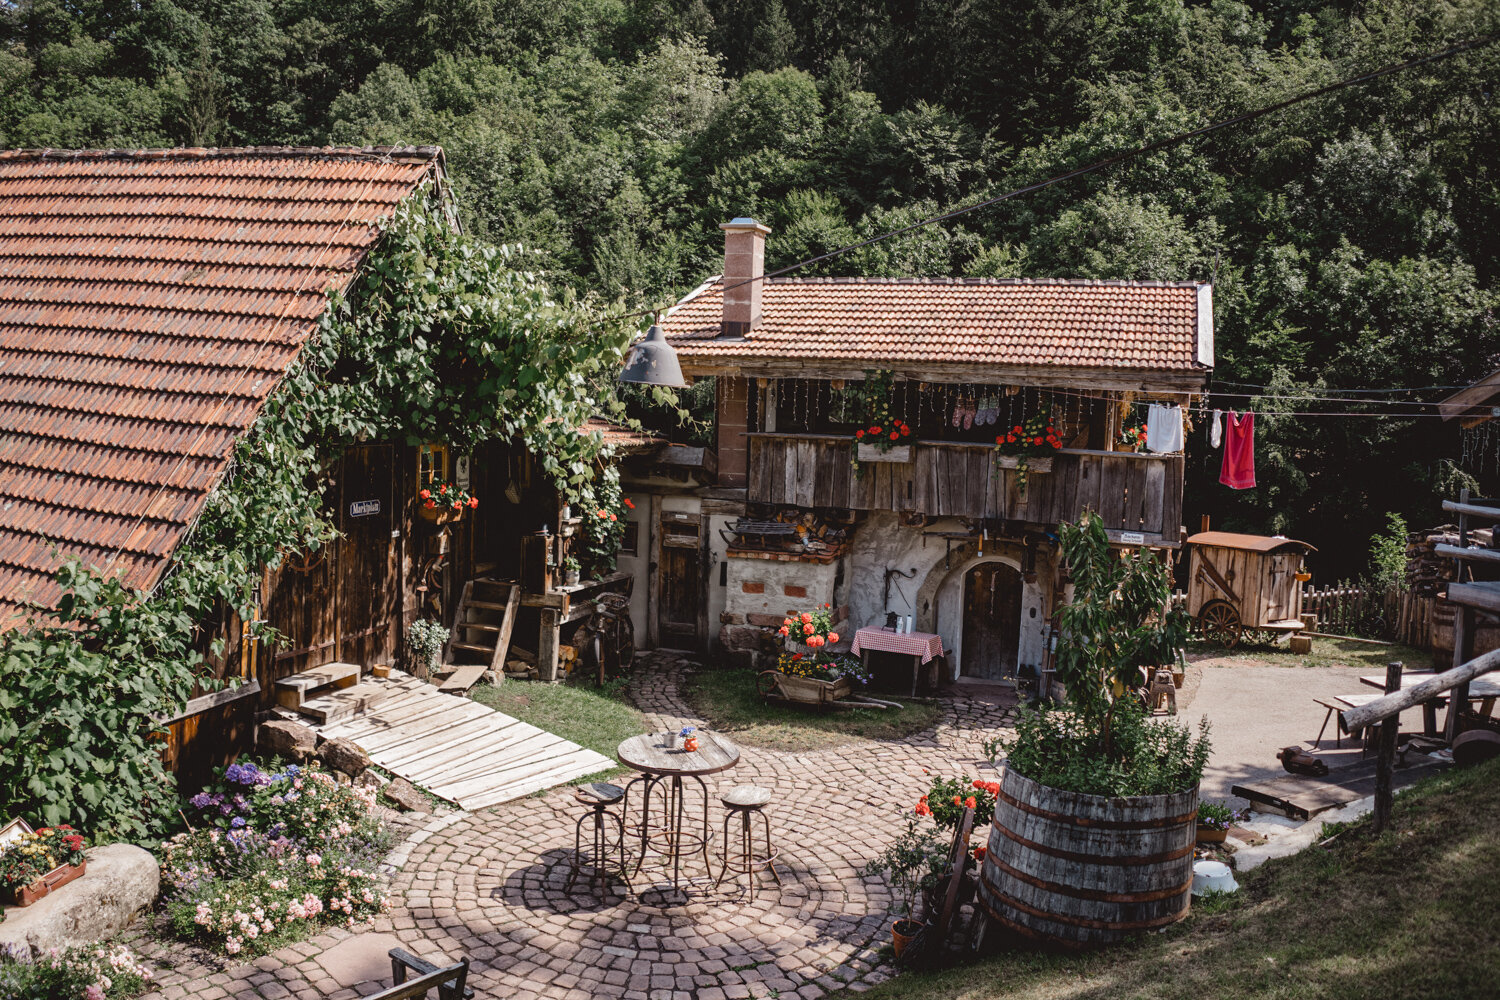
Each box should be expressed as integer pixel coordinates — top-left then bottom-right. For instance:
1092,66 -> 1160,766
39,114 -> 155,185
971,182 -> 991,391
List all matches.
1445,605 -> 1475,741
1373,660 -> 1403,834
538,608 -> 561,683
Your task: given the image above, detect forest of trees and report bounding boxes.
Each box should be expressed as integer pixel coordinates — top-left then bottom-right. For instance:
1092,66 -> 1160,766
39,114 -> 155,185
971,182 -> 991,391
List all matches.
3,0 -> 1497,575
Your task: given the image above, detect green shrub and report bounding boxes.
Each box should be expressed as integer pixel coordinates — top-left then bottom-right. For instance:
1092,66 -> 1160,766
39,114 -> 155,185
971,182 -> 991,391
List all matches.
990,698 -> 1211,798
0,942 -> 153,999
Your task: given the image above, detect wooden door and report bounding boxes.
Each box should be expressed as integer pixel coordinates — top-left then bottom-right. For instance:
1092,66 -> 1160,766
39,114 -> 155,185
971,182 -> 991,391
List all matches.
658,511 -> 701,647
1265,552 -> 1297,623
961,562 -> 1022,680
338,444 -> 399,666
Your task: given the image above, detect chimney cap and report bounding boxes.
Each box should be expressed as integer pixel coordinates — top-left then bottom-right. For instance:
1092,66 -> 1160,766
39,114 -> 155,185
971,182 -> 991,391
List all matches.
720,217 -> 771,235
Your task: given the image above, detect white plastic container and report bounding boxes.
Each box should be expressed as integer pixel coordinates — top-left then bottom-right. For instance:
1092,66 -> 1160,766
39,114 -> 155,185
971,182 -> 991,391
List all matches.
1191,860 -> 1239,895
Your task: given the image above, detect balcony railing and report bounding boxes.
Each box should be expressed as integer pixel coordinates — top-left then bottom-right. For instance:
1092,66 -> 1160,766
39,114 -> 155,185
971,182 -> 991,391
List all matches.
746,433 -> 1185,545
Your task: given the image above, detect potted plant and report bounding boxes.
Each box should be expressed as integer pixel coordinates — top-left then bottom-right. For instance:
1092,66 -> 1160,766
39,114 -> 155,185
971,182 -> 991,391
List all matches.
562,555 -> 582,587
977,511 -> 1212,947
861,816 -> 948,959
992,407 -> 1063,491
0,825 -> 88,906
405,618 -> 447,677
1196,801 -> 1247,844
418,479 -> 477,523
849,370 -> 914,469
759,606 -> 871,704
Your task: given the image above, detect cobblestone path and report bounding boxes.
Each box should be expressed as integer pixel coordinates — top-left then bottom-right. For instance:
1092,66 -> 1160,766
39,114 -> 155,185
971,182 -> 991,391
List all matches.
135,655 -> 1016,1000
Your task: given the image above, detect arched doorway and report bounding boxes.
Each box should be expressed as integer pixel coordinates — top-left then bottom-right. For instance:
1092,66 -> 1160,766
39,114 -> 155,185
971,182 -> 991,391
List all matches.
961,561 -> 1022,680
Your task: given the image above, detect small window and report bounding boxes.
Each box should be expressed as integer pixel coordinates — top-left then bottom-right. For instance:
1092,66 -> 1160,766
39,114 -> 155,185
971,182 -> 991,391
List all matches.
621,520 -> 640,557
419,444 -> 448,487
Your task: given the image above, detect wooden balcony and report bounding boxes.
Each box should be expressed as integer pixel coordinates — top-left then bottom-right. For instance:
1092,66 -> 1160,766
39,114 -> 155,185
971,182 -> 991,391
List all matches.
746,433 -> 1185,546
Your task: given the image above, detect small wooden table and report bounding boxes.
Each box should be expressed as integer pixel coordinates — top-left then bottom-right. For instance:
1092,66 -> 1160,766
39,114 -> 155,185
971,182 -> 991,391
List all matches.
617,730 -> 741,893
849,627 -> 944,695
1357,671 -> 1500,736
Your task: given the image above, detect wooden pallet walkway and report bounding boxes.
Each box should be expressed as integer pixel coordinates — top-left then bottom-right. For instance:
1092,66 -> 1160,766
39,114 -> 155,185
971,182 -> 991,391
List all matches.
306,671 -> 614,811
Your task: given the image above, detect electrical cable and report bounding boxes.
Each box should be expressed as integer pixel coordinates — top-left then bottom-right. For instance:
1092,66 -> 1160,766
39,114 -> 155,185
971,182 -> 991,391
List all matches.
616,31 -> 1499,325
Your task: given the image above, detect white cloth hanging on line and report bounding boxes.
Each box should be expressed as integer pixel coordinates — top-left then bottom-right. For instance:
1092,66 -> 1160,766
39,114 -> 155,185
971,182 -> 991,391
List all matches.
1209,409 -> 1223,448
1146,403 -> 1184,454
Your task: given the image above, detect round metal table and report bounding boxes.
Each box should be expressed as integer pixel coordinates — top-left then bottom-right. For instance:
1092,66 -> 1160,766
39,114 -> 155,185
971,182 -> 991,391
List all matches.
617,730 -> 741,892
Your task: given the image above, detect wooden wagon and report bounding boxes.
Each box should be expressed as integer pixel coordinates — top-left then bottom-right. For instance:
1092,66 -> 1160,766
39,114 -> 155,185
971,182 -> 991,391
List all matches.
1185,532 -> 1315,647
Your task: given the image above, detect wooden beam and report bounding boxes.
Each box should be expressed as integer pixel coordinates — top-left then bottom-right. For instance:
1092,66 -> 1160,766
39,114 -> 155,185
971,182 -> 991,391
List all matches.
1444,581 -> 1500,614
1434,543 -> 1500,565
1340,646 -> 1500,732
156,680 -> 262,726
1441,499 -> 1500,519
677,359 -> 1208,394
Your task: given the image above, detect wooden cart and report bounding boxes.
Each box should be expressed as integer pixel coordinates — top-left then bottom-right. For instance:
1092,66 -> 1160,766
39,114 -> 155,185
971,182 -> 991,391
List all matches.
1185,532 -> 1316,647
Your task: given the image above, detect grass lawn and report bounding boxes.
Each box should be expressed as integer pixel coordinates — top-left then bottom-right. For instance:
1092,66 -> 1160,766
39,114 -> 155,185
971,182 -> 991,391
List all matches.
470,677 -> 643,780
682,667 -> 942,751
1190,634 -> 1431,673
838,756 -> 1500,1000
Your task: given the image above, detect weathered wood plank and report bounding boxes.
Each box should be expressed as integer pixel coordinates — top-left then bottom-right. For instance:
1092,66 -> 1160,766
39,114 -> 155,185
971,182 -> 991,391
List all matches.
1142,459 -> 1166,533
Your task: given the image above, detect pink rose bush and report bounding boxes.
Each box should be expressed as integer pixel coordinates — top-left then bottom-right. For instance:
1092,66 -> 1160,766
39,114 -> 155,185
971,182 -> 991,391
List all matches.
160,759 -> 392,956
0,943 -> 152,999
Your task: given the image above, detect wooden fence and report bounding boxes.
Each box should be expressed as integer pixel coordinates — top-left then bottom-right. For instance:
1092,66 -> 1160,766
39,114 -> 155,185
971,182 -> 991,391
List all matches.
1173,581 -> 1437,648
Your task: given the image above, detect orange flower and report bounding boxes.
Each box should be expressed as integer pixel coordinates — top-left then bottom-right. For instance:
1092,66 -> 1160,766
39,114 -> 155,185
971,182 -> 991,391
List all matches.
609,513 -> 617,521
778,626 -> 789,636
827,632 -> 839,643
823,603 -> 830,609
890,432 -> 899,441
439,484 -> 447,493
800,613 -> 812,624
419,489 -> 431,499
624,498 -> 635,509
451,501 -> 462,509
972,779 -> 985,790
784,617 -> 794,626
952,795 -> 962,806
803,623 -> 815,635
468,497 -> 479,508
597,508 -> 608,517
985,782 -> 1000,795
965,796 -> 977,809
914,799 -> 933,817
424,499 -> 435,509
855,429 -> 865,439
900,425 -> 910,436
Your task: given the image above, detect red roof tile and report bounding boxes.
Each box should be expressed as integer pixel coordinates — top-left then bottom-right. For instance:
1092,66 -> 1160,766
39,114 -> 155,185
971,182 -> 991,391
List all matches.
662,277 -> 1211,379
0,146 -> 443,626
577,417 -> 665,452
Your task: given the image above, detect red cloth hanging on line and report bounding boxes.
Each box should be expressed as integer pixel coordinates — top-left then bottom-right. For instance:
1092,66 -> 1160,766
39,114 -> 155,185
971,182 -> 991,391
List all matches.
1220,410 -> 1256,489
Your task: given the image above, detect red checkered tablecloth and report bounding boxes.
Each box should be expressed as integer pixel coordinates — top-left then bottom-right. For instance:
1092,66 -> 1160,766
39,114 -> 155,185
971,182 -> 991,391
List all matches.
850,627 -> 944,663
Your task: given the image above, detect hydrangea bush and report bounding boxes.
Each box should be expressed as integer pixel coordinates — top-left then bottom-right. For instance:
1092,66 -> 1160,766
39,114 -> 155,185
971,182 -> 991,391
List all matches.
0,943 -> 153,1000
159,759 -> 392,956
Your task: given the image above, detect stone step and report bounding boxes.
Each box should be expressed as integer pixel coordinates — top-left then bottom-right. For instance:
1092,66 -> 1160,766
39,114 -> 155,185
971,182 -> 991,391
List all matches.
297,681 -> 393,723
274,661 -> 361,709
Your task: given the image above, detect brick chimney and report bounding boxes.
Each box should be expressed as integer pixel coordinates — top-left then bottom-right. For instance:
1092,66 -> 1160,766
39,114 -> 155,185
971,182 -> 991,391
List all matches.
719,217 -> 770,339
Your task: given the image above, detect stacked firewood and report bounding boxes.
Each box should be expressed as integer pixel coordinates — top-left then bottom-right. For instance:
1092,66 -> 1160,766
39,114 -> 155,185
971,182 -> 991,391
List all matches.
1406,524 -> 1494,595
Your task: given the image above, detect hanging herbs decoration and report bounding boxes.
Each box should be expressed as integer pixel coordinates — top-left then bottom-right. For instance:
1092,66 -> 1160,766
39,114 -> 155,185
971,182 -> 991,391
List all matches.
993,405 -> 1062,492
849,370 -> 912,472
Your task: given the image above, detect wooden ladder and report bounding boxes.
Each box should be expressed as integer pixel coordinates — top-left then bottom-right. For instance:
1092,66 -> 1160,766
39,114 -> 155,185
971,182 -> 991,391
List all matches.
438,579 -> 520,694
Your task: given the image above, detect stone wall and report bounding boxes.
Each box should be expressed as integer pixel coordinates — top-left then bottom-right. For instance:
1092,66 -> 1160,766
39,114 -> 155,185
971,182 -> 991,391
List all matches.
718,553 -> 848,667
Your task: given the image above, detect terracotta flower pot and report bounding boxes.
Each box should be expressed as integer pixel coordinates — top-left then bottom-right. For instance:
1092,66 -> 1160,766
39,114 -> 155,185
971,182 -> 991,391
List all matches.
1196,824 -> 1229,844
6,860 -> 86,907
890,918 -> 923,959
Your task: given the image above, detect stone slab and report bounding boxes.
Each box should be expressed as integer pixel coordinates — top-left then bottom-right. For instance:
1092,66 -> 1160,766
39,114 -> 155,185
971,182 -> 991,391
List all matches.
0,843 -> 159,956
312,931 -> 408,987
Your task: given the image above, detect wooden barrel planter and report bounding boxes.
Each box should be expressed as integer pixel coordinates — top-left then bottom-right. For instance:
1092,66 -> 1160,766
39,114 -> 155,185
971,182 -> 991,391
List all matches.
976,767 -> 1198,948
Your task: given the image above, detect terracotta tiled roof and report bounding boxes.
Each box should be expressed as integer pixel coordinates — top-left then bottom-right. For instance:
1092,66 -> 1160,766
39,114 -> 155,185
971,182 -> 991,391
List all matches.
577,417 -> 665,453
0,146 -> 444,626
662,277 -> 1211,376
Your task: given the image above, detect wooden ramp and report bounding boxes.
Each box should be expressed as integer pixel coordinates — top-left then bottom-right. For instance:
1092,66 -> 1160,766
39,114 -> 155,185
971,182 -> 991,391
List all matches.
307,671 -> 613,811
1232,753 -> 1445,820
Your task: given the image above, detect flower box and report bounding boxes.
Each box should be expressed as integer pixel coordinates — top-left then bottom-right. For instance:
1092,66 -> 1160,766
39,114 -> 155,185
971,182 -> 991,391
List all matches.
856,443 -> 912,463
6,860 -> 86,907
419,505 -> 463,525
1195,824 -> 1229,845
992,455 -> 1053,473
765,670 -> 852,705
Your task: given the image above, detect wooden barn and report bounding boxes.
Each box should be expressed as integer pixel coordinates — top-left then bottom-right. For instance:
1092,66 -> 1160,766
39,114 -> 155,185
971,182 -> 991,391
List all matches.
613,217 -> 1215,688
0,147 -> 631,790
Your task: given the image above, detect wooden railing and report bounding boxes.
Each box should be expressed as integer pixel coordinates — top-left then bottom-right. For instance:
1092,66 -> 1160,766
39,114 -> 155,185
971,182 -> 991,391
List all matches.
746,434 -> 1185,545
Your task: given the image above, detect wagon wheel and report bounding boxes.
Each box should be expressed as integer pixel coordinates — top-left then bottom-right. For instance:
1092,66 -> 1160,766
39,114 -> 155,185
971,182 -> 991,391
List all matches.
756,670 -> 781,699
1197,599 -> 1243,649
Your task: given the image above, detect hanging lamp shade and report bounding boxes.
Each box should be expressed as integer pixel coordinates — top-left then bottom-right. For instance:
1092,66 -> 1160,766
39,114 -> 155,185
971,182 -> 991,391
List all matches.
618,323 -> 686,388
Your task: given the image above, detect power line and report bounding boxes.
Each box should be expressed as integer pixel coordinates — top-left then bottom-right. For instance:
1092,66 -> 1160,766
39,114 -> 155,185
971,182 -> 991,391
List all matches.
622,31 -> 1498,323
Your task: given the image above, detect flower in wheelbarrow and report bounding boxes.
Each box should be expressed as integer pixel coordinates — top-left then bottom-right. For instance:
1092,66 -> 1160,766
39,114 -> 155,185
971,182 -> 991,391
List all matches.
803,623 -> 815,635
778,626 -> 789,636
827,632 -> 839,643
800,612 -> 813,624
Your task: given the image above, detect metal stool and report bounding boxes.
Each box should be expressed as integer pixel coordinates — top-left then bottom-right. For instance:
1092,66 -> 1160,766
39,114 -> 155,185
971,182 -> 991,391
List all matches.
714,785 -> 781,900
566,782 -> 631,893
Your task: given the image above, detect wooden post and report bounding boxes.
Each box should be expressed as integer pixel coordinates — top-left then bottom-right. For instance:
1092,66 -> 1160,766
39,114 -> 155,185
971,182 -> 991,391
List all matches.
1445,604 -> 1475,741
538,607 -> 561,683
1373,660 -> 1402,833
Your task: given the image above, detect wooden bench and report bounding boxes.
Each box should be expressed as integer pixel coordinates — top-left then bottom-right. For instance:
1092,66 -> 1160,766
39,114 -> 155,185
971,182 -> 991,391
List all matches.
366,949 -> 473,1000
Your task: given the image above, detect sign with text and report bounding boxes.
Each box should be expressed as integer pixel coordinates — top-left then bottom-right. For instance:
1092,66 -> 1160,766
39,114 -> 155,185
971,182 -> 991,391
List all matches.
349,499 -> 381,517
1118,531 -> 1146,546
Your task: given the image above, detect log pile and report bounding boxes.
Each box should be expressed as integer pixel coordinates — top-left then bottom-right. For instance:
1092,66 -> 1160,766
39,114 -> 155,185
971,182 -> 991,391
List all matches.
1406,524 -> 1493,596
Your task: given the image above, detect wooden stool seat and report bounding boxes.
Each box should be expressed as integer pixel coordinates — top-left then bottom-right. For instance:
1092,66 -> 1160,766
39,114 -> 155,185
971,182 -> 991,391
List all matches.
720,784 -> 772,809
575,781 -> 626,805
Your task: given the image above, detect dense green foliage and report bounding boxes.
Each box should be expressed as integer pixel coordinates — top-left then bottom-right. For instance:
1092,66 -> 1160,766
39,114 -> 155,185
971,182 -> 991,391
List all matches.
5,0 -> 1494,567
0,196 -> 633,840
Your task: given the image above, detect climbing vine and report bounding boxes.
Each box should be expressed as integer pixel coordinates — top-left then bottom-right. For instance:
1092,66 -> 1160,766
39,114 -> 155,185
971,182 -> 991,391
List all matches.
0,191 -> 639,839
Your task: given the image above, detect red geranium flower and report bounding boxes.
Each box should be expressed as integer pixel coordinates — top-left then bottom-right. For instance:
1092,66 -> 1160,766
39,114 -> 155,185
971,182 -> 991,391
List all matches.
952,795 -> 962,806
901,425 -> 910,436
419,489 -> 430,499
974,845 -> 987,861
468,497 -> 478,508
965,796 -> 977,809
608,513 -> 617,521
872,426 -> 882,435
1033,436 -> 1044,446
778,626 -> 789,636
624,498 -> 635,509
890,432 -> 899,440
855,429 -> 865,439
424,499 -> 435,509
803,623 -> 815,634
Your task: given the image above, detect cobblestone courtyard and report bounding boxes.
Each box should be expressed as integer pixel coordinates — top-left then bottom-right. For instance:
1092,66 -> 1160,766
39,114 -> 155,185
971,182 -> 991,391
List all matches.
134,655 -> 1018,1000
